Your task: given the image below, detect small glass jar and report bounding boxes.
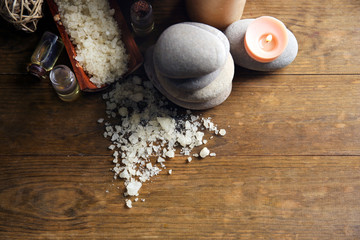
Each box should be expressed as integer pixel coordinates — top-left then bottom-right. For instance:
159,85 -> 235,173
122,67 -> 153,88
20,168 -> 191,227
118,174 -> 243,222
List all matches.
49,65 -> 80,102
130,0 -> 154,36
28,31 -> 64,79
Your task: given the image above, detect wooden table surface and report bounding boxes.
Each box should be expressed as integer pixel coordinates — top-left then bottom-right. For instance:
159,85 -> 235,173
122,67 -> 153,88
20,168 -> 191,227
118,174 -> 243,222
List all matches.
1,0 -> 360,239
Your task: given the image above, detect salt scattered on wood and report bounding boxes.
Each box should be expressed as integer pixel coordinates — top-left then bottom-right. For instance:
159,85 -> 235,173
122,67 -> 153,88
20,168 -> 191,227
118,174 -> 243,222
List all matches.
100,75 -> 228,207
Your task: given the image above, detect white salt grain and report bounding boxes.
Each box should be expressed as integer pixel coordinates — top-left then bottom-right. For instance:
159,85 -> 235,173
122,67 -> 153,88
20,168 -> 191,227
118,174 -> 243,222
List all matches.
126,180 -> 142,196
219,129 -> 227,136
118,107 -> 128,117
165,150 -> 175,158
146,162 -> 153,170
125,199 -> 132,208
200,147 -> 210,158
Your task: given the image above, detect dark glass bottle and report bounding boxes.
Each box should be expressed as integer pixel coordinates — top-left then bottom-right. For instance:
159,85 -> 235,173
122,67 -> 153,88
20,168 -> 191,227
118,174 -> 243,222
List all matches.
130,0 -> 154,36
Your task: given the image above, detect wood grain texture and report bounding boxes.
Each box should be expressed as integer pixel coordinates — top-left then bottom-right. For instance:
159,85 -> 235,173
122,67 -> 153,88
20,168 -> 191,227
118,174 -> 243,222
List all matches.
0,155 -> 359,239
0,0 -> 360,239
1,74 -> 360,156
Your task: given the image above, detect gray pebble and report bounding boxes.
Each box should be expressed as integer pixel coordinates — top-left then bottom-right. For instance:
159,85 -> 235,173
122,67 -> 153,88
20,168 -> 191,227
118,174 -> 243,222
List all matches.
153,23 -> 227,78
149,23 -> 230,92
160,67 -> 222,92
225,19 -> 298,71
156,54 -> 234,102
145,46 -> 232,110
164,83 -> 232,111
184,22 -> 230,54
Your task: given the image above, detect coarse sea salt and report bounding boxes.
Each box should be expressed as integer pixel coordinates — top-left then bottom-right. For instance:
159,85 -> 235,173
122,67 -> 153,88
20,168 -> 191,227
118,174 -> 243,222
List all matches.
54,0 -> 128,87
100,75 -> 227,207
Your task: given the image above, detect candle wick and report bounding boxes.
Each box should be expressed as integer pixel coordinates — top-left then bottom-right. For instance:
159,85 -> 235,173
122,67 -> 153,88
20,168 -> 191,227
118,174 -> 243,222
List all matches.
265,34 -> 273,43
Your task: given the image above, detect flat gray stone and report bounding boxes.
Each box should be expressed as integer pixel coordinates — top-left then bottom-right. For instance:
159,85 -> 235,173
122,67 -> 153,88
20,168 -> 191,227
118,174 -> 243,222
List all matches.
153,23 -> 227,78
164,82 -> 232,110
160,67 -> 222,92
145,46 -> 232,110
225,19 -> 298,71
156,53 -> 234,102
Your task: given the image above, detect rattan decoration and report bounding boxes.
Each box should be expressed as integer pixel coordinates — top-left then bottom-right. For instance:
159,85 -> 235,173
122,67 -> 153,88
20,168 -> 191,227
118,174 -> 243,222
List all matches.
0,0 -> 44,33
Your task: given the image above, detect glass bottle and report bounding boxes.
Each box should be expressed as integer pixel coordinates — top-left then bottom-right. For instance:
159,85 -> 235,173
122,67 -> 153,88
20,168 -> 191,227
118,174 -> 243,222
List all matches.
28,31 -> 64,79
130,0 -> 154,36
49,65 -> 80,102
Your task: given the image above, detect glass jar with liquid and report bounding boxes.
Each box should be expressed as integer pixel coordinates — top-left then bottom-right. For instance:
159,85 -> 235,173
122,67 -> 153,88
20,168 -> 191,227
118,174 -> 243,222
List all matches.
28,31 -> 64,79
49,65 -> 80,102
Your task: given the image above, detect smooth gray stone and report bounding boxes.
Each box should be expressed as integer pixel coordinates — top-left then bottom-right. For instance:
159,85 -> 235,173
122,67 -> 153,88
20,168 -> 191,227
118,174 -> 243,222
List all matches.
151,22 -> 230,91
163,82 -> 232,111
184,22 -> 230,54
156,53 -> 234,102
160,67 -> 222,92
224,19 -> 298,71
145,46 -> 232,110
153,23 -> 227,78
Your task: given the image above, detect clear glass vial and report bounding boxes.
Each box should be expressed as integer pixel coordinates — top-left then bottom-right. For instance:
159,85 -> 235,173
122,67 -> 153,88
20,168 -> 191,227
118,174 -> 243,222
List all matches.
130,0 -> 154,36
28,31 -> 64,79
49,65 -> 80,102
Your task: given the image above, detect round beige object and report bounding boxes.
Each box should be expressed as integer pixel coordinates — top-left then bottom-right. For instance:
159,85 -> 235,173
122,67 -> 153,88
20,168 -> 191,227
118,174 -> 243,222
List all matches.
185,0 -> 246,30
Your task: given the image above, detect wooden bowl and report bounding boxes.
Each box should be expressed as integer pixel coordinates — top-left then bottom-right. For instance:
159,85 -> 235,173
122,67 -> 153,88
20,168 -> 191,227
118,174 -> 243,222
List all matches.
45,0 -> 143,92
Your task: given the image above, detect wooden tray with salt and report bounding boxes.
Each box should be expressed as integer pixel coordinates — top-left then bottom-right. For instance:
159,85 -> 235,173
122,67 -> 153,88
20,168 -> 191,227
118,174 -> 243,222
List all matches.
45,0 -> 143,92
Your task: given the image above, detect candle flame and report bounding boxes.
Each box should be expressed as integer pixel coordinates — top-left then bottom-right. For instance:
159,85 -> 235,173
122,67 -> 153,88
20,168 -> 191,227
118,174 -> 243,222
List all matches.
265,34 -> 273,43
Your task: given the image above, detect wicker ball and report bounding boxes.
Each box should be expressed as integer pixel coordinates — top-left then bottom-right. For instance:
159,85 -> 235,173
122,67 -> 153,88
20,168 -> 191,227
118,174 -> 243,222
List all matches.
0,0 -> 44,33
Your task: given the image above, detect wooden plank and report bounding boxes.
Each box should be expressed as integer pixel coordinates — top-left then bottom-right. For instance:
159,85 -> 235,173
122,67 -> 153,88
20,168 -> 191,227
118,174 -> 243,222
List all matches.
1,74 -> 360,156
217,73 -> 360,155
0,74 -> 108,156
0,155 -> 359,239
0,0 -> 359,75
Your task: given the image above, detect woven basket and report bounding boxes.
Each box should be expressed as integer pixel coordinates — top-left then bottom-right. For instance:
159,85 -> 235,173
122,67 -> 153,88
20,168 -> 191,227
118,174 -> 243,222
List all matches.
0,0 -> 44,32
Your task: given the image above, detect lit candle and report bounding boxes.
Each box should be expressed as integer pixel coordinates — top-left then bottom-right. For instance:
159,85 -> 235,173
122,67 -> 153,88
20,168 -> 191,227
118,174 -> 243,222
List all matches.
244,16 -> 288,63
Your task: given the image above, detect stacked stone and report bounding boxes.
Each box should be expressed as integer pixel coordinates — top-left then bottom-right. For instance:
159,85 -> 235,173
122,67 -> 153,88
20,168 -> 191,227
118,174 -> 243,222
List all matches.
144,22 -> 234,110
